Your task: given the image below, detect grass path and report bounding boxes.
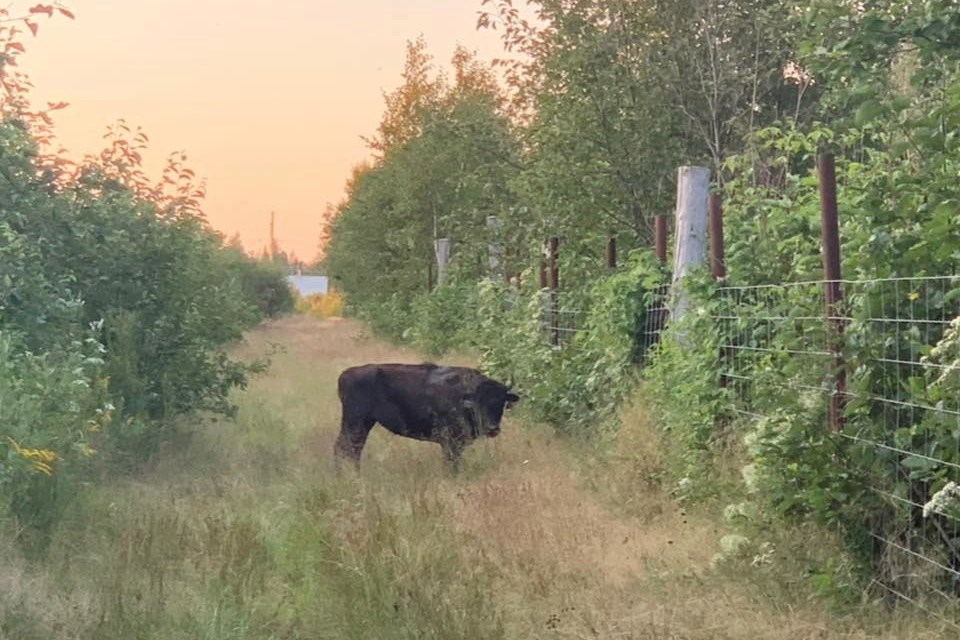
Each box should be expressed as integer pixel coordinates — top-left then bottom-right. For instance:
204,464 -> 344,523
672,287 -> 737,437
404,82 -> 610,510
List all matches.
1,316 -> 948,639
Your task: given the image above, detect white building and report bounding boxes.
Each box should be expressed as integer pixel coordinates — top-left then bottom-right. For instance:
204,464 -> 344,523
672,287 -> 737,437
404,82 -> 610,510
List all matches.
287,275 -> 329,296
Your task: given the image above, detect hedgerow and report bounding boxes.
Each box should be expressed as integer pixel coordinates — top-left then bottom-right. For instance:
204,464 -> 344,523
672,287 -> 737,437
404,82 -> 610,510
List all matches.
0,6 -> 290,547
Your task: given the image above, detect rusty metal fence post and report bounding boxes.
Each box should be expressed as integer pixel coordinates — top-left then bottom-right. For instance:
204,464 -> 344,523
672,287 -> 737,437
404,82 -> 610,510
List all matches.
646,216 -> 670,350
709,193 -> 728,392
818,153 -> 846,432
654,216 -> 667,264
549,236 -> 560,346
708,194 -> 726,282
539,244 -> 548,290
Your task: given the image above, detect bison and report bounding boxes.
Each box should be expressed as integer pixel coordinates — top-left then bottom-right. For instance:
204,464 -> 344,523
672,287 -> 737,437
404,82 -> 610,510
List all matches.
335,363 -> 519,469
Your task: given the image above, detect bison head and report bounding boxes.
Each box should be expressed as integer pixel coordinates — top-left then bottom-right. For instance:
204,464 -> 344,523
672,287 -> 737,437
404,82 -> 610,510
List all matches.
427,366 -> 519,439
464,379 -> 520,438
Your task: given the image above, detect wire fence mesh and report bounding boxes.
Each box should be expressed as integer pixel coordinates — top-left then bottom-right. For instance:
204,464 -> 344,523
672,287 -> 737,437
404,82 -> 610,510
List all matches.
476,236 -> 960,622
536,289 -> 580,347
537,282 -> 670,358
639,283 -> 670,363
713,275 -> 960,624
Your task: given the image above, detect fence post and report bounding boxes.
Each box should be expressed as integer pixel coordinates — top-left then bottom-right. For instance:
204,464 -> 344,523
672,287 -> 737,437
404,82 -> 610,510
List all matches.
652,215 -> 670,345
427,262 -> 434,293
670,166 -> 710,326
538,252 -> 547,290
708,194 -> 726,282
818,153 -> 846,432
434,237 -> 450,285
708,192 -> 729,393
654,216 -> 667,264
606,236 -> 617,269
486,216 -> 503,279
549,236 -> 560,346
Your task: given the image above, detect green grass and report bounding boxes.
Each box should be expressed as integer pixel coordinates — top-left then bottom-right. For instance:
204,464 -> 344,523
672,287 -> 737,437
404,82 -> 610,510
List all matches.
0,316 -> 953,639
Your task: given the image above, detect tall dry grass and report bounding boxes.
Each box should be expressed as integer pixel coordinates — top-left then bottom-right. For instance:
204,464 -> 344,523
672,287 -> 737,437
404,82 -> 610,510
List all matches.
0,315 -> 952,639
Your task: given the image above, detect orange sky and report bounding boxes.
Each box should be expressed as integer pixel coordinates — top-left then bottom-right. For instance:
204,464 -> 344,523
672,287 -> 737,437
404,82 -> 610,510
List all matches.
22,1 -> 507,262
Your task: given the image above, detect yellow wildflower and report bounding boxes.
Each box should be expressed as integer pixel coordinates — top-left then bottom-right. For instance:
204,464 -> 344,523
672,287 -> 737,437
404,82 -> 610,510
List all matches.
6,437 -> 57,475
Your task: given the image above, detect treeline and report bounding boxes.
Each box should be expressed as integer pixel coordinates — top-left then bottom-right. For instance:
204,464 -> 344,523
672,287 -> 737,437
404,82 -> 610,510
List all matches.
324,0 -> 960,604
324,0 -> 807,313
0,20 -> 293,548
324,0 -> 960,435
328,0 -> 960,304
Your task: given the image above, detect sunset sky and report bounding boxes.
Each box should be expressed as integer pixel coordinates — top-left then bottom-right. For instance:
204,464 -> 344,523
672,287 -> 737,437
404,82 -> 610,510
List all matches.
21,1 -> 507,261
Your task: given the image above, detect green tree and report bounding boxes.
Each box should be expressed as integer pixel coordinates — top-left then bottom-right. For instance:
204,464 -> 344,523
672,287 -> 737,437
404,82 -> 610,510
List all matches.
324,43 -> 522,333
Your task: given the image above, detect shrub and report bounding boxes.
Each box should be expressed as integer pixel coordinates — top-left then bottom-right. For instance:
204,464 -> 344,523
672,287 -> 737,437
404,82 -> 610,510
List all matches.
379,251 -> 669,437
0,331 -> 111,552
230,254 -> 295,319
0,116 -> 273,542
295,289 -> 344,319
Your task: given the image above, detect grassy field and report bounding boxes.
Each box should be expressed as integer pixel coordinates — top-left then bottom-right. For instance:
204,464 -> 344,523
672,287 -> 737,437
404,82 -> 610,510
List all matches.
0,316 -> 951,639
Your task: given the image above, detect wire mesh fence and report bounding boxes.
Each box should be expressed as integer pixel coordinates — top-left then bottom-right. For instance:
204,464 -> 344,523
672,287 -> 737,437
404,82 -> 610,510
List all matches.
639,282 -> 670,363
537,282 -> 670,359
714,275 -> 960,624
445,157 -> 958,623
536,289 -> 584,347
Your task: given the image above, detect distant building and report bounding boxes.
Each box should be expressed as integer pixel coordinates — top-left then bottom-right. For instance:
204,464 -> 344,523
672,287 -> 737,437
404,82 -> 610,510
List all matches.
287,275 -> 329,296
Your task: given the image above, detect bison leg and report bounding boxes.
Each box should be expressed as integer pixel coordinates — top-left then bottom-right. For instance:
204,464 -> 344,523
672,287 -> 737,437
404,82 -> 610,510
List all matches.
334,417 -> 373,472
438,432 -> 466,471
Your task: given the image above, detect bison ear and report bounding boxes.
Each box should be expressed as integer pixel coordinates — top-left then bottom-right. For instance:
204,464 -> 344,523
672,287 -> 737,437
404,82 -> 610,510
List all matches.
506,392 -> 519,403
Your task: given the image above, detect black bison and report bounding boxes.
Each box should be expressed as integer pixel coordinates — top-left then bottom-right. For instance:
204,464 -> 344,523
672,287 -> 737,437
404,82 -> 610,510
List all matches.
335,363 -> 519,469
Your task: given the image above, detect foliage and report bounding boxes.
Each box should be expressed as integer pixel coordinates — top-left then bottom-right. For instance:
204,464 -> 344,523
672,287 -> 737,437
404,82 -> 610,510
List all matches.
224,242 -> 295,320
404,282 -> 477,356
0,3 -> 287,546
324,43 -> 522,313
0,331 -> 110,551
641,275 -> 727,493
405,251 -> 666,435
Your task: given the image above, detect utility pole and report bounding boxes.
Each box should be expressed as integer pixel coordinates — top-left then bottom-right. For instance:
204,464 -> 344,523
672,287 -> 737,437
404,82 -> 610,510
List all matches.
269,211 -> 276,259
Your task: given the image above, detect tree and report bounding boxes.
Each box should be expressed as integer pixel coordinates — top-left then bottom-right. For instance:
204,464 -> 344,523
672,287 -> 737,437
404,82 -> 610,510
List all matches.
323,43 -> 522,326
364,36 -> 446,157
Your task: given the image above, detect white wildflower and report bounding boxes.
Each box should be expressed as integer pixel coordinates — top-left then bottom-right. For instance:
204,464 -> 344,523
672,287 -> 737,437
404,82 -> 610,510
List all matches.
799,390 -> 821,412
924,316 -> 960,387
923,481 -> 960,519
741,464 -> 760,493
712,534 -> 753,569
723,501 -> 758,523
751,541 -> 775,567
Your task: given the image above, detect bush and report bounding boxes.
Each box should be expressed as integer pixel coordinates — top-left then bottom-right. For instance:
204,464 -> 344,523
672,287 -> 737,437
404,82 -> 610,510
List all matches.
0,116 -> 275,543
295,289 -> 344,319
0,331 -> 111,552
230,254 -> 295,319
357,294 -> 414,344
404,282 -> 475,355
370,251 -> 669,437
